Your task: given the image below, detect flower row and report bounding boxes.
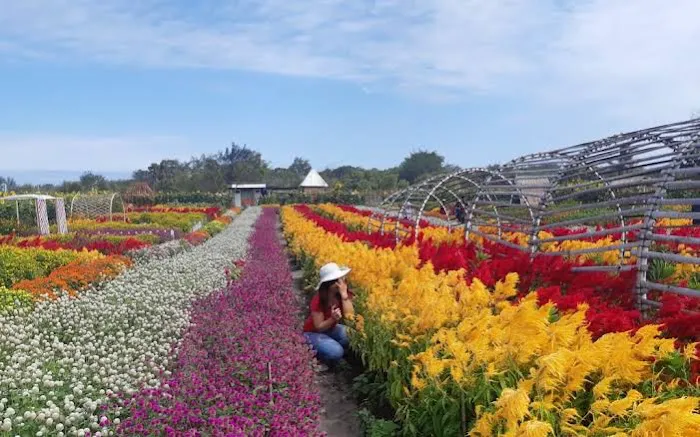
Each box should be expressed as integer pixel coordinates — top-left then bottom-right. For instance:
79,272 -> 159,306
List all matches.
118,208 -> 322,435
0,208 -> 259,436
126,205 -> 222,220
281,205 -> 700,436
336,204 -> 700,267
320,204 -> 700,336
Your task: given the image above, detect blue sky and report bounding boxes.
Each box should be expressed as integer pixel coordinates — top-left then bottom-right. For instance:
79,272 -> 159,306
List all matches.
1,0 -> 699,183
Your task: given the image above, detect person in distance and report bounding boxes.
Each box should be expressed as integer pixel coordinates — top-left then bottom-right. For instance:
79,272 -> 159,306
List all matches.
303,263 -> 354,368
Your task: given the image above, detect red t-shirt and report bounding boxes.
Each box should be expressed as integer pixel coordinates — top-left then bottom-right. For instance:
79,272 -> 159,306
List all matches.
303,290 -> 354,333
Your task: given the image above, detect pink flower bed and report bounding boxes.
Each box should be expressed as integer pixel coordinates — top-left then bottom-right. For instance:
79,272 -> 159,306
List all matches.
117,209 -> 322,436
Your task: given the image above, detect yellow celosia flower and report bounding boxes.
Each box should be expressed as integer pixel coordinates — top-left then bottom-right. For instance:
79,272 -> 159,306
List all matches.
471,411 -> 497,436
594,377 -> 617,399
411,372 -> 426,390
516,420 -> 554,437
683,342 -> 699,360
608,389 -> 643,417
631,397 -> 700,437
493,272 -> 519,301
495,388 -> 531,428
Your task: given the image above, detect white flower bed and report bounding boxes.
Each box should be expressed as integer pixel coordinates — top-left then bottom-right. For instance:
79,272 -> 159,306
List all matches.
127,239 -> 192,263
0,207 -> 260,437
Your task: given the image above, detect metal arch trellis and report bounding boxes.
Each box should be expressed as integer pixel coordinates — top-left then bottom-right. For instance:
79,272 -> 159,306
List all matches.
394,176 -> 451,242
366,188 -> 408,235
373,117 -> 700,311
414,172 -> 483,236
518,144 -> 631,266
413,169 -> 504,241
460,166 -> 537,246
70,193 -> 127,222
634,123 -> 700,308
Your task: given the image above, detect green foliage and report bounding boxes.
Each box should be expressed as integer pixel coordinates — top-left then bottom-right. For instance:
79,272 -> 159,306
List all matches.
78,172 -> 109,191
0,246 -> 81,287
151,192 -> 230,206
289,157 -> 312,178
647,259 -> 676,283
202,220 -> 226,236
358,408 -> 400,437
320,166 -> 403,193
0,286 -> 34,314
689,272 -> 700,290
127,212 -> 207,233
43,233 -> 161,245
0,176 -> 18,191
0,219 -> 36,235
398,151 -> 445,184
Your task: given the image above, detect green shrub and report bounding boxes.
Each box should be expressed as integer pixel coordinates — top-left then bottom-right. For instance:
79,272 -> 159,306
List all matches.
0,287 -> 34,313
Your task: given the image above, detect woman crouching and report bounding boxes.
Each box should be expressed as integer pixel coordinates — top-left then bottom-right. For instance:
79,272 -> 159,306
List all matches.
303,263 -> 354,366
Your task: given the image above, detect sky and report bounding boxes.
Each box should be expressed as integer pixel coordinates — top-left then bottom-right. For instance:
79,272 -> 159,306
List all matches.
1,0 -> 699,183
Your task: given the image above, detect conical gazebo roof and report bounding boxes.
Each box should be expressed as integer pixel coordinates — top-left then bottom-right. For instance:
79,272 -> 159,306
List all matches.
300,169 -> 328,188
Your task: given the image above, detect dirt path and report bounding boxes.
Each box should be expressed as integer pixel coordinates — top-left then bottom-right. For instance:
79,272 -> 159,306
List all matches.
278,221 -> 363,437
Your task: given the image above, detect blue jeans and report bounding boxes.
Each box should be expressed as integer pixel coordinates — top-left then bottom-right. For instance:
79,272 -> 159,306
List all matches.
304,324 -> 349,363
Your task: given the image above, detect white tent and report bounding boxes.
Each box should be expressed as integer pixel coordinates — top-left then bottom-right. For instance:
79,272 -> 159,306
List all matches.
300,169 -> 329,188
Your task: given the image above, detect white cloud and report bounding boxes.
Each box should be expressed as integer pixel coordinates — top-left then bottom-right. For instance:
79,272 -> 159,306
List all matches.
0,1 -> 548,87
0,133 -> 192,172
542,0 -> 700,123
0,0 -> 698,123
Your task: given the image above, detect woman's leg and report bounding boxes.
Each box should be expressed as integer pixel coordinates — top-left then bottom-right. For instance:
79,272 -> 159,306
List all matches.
303,332 -> 345,362
325,324 -> 349,348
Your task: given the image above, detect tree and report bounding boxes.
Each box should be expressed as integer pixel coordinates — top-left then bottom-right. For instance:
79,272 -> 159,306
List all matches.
144,160 -> 185,191
398,150 -> 445,184
0,176 -> 17,192
79,172 -> 108,191
218,142 -> 268,183
189,155 -> 226,192
266,168 -> 300,187
132,170 -> 150,182
289,157 -> 312,178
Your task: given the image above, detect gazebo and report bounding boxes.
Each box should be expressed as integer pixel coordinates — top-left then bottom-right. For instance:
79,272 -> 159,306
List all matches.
300,169 -> 329,194
0,194 -> 68,235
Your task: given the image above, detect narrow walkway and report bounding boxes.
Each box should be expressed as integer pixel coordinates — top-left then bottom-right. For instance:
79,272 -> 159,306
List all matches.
278,222 -> 362,437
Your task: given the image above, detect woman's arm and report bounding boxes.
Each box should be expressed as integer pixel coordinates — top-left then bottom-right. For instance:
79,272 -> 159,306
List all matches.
312,311 -> 338,332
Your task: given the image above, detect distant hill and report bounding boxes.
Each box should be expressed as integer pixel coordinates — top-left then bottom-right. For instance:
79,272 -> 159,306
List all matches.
0,170 -> 131,185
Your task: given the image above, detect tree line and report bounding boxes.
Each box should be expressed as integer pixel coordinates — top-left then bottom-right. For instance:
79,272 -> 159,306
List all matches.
1,143 -> 455,195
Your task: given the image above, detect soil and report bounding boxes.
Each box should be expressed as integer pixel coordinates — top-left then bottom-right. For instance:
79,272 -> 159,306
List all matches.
278,221 -> 363,437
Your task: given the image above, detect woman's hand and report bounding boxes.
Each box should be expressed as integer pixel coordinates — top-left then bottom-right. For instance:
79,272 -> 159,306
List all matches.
337,277 -> 349,299
332,307 -> 342,321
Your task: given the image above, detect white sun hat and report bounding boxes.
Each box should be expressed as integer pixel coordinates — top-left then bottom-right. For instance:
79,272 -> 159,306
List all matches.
316,262 -> 351,290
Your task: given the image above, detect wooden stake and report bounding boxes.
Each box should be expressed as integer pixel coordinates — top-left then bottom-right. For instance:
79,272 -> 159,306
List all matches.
268,362 -> 274,405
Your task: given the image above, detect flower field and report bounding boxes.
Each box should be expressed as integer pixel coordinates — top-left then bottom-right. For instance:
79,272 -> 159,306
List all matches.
0,207 -> 238,311
0,208 -> 258,436
1,196 -> 697,436
282,203 -> 700,436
